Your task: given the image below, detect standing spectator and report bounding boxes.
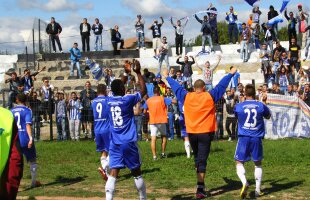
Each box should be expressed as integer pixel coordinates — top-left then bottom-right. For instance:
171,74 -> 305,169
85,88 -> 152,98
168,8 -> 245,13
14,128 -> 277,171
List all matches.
260,43 -> 272,83
40,78 -> 54,123
104,69 -> 116,89
169,67 -> 177,79
284,9 -> 297,44
226,6 -> 238,44
142,68 -> 155,83
134,96 -> 144,141
28,91 -> 42,141
92,18 -> 104,51
171,17 -> 188,56
194,14 -> 213,52
268,6 -> 279,40
110,25 -> 124,55
144,86 -> 172,160
262,23 -> 274,52
252,6 -> 262,29
286,84 -> 298,96
80,18 -> 91,52
166,87 -> 176,140
177,55 -> 195,88
21,67 -> 45,94
68,92 -> 82,141
247,14 -> 253,28
215,96 -> 225,139
277,66 -> 289,93
207,3 -> 219,44
239,23 -> 251,62
69,43 -> 82,78
46,17 -> 63,53
158,36 -> 170,74
252,23 -> 261,50
297,4 -> 309,48
225,89 -> 237,141
5,72 -> 21,109
149,17 -> 164,56
135,14 -> 145,50
301,83 -> 310,106
80,81 -> 97,139
304,25 -> 310,61
55,91 -> 67,141
175,70 -> 186,87
196,55 -> 221,91
288,37 -> 301,72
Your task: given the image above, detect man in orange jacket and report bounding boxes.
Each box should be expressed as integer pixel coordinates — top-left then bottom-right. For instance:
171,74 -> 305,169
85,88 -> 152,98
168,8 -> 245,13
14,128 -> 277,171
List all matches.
163,67 -> 237,199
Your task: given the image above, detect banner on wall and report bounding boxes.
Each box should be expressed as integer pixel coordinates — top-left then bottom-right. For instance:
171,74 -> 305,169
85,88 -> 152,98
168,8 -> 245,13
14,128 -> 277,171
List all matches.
264,94 -> 310,139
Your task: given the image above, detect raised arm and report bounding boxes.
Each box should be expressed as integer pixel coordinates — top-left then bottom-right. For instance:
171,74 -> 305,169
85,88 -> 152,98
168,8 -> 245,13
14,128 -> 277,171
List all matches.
170,17 -> 176,27
209,67 -> 236,103
162,69 -> 187,105
194,14 -> 202,23
132,60 -> 147,97
210,55 -> 222,71
160,16 -> 164,25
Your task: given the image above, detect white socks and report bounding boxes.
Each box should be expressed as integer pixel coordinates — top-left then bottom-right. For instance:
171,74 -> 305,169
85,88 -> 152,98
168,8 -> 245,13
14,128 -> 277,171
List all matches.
184,141 -> 191,158
101,156 -> 109,170
134,176 -> 147,200
105,176 -> 116,200
255,165 -> 262,193
30,162 -> 38,185
236,163 -> 247,186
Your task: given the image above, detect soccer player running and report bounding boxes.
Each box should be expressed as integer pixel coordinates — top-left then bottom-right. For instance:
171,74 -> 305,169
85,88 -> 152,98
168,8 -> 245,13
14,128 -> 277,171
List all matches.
163,67 -> 237,199
105,59 -> 147,200
11,93 -> 41,188
92,84 -> 110,181
234,84 -> 271,199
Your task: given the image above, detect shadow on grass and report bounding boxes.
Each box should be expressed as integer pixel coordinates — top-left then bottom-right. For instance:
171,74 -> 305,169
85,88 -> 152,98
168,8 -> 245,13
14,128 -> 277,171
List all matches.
171,194 -> 196,200
118,168 -> 161,182
168,152 -> 189,158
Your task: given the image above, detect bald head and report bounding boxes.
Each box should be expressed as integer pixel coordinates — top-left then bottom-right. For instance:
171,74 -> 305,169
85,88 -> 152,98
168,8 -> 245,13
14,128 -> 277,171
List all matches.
194,79 -> 205,91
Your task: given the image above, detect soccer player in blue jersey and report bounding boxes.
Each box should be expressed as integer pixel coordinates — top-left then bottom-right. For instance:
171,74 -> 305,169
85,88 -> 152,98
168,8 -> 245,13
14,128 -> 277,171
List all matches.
105,60 -> 147,200
92,84 -> 110,181
234,84 -> 271,199
177,102 -> 191,158
11,93 -> 41,188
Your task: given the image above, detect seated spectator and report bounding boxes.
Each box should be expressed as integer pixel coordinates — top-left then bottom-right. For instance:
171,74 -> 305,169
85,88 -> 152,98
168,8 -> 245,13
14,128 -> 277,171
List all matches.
286,84 -> 298,96
28,90 -> 42,141
40,77 -> 54,123
271,83 -> 284,95
69,42 -> 82,78
177,55 -> 195,89
169,67 -> 176,79
110,25 -> 124,55
5,72 -> 21,109
55,91 -> 68,141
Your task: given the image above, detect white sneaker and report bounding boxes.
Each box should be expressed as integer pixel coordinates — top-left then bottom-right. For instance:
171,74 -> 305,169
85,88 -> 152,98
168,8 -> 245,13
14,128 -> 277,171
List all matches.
228,137 -> 232,141
60,50 -> 63,53
143,47 -> 146,50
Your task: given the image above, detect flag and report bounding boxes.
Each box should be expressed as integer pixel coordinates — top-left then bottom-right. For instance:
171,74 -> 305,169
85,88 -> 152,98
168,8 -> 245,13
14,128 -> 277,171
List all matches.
244,0 -> 259,7
86,58 -> 104,81
280,0 -> 290,13
267,14 -> 284,25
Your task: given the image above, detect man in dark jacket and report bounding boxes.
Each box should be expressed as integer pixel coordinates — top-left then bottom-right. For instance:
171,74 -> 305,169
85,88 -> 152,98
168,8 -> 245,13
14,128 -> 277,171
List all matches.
284,9 -> 297,44
46,17 -> 63,53
268,6 -> 279,40
92,18 -> 104,51
194,14 -> 213,52
110,25 -> 124,55
80,18 -> 91,52
177,55 -> 195,89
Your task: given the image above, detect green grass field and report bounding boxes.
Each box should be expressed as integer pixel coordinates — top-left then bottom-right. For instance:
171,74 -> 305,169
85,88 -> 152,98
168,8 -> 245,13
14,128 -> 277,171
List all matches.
18,138 -> 310,200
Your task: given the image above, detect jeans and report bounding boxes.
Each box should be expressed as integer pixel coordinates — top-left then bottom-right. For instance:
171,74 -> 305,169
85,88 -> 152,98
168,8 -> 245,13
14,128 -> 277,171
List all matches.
134,115 -> 143,141
211,24 -> 218,43
70,61 -> 82,77
266,40 -> 273,52
136,32 -> 145,48
305,39 -> 310,59
167,112 -> 175,139
225,117 -> 237,139
175,35 -> 183,55
254,38 -> 260,49
32,116 -> 41,140
240,40 -> 249,61
57,116 -> 67,140
272,24 -> 278,41
228,23 -> 238,43
50,34 -> 62,52
112,39 -> 124,55
94,34 -> 102,51
159,53 -> 170,74
216,112 -> 223,139
202,34 -> 213,52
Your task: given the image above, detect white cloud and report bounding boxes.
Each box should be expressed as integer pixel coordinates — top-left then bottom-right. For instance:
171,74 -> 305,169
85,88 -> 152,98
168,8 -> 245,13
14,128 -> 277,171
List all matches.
122,0 -> 188,18
217,0 -> 244,5
16,0 -> 93,12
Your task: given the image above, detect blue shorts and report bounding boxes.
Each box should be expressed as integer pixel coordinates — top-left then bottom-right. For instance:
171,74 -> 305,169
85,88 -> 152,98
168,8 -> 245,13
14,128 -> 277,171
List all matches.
234,136 -> 263,162
21,144 -> 37,162
109,141 -> 141,170
95,132 -> 110,152
179,115 -> 188,138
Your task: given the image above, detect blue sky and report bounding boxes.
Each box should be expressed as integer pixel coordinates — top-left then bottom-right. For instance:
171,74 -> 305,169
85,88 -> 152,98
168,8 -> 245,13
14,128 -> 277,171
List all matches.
0,0 -> 308,53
